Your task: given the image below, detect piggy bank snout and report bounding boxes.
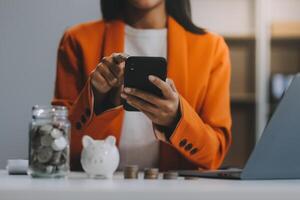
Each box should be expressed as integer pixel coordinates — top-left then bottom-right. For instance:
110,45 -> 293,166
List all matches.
91,157 -> 104,164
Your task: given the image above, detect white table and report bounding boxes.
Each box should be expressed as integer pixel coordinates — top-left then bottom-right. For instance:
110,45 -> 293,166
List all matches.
1,170 -> 300,200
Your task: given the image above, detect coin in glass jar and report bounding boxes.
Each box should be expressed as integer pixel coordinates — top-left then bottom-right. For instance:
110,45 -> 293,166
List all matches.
39,124 -> 53,135
40,134 -> 54,147
50,151 -> 62,165
51,128 -> 63,139
37,147 -> 53,163
51,136 -> 67,151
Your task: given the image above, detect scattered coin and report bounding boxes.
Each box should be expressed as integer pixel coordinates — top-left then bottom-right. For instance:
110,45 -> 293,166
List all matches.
163,171 -> 178,180
124,165 -> 139,179
184,176 -> 199,180
144,168 -> 159,179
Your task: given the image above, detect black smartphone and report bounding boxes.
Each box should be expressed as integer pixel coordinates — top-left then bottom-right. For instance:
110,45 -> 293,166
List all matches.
123,56 -> 167,111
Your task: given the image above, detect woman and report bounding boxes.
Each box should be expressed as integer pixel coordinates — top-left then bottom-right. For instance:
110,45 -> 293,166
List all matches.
53,0 -> 232,171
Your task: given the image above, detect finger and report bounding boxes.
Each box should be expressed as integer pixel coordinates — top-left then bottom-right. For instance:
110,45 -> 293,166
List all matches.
117,72 -> 124,86
97,63 -> 118,87
123,93 -> 159,114
112,54 -> 126,77
116,62 -> 125,85
91,70 -> 110,92
106,61 -> 124,86
101,56 -> 121,77
149,75 -> 174,99
112,53 -> 128,64
123,87 -> 164,107
167,78 -> 178,93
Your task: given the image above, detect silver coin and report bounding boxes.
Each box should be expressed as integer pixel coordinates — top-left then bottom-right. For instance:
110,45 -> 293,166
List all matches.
163,171 -> 178,180
124,165 -> 139,179
144,168 -> 159,179
30,126 -> 39,138
46,165 -> 54,174
57,164 -> 68,172
50,128 -> 63,139
60,150 -> 68,164
50,151 -> 62,165
31,162 -> 47,172
37,147 -> 53,163
51,136 -> 67,151
184,176 -> 199,180
31,137 -> 41,149
40,134 -> 53,147
39,124 -> 53,135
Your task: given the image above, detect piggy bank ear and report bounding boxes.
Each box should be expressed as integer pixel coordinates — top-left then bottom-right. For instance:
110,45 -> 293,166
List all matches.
82,135 -> 94,148
105,135 -> 116,146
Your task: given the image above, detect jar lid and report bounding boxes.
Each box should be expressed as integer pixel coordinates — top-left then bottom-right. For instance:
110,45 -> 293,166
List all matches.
32,105 -> 68,118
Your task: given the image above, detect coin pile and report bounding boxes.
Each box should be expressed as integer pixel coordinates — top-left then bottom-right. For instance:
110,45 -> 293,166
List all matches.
163,171 -> 178,180
124,165 -> 139,179
144,168 -> 159,179
29,124 -> 69,177
184,176 -> 199,180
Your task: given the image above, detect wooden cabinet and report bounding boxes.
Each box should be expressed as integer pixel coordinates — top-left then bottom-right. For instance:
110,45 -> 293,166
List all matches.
223,37 -> 256,168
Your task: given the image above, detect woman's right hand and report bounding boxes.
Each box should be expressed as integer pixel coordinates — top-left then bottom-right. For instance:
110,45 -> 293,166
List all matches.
91,53 -> 127,94
91,53 -> 127,113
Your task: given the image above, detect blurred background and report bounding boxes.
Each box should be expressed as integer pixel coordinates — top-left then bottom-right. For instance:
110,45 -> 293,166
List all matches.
0,0 -> 300,169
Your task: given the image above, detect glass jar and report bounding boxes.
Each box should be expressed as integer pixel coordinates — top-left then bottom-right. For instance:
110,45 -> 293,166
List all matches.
28,105 -> 70,178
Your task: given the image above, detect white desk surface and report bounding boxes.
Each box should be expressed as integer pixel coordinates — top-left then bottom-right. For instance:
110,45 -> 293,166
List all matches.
1,170 -> 300,200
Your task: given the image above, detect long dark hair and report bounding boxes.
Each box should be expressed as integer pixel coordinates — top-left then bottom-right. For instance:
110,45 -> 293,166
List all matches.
100,0 -> 206,34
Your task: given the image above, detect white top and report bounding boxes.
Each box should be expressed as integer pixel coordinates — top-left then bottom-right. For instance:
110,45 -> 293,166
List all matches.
118,25 -> 167,170
1,171 -> 300,200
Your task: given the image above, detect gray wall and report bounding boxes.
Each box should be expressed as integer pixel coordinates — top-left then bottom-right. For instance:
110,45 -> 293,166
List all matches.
0,0 -> 100,168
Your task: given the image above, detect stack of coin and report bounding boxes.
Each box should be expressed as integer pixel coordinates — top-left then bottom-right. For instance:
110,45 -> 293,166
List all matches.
124,165 -> 139,179
29,123 -> 69,177
163,171 -> 178,180
144,168 -> 159,179
184,176 -> 199,180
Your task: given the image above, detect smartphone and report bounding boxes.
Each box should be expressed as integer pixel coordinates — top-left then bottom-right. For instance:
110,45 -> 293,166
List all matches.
123,56 -> 167,111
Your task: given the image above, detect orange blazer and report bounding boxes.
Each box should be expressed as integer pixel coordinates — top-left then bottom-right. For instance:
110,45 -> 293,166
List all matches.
52,16 -> 232,171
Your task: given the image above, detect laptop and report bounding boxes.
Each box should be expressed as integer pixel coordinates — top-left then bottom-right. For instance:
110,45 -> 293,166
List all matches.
179,74 -> 300,180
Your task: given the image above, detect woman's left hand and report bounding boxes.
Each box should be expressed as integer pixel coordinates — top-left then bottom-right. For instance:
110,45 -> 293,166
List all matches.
121,75 -> 180,127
